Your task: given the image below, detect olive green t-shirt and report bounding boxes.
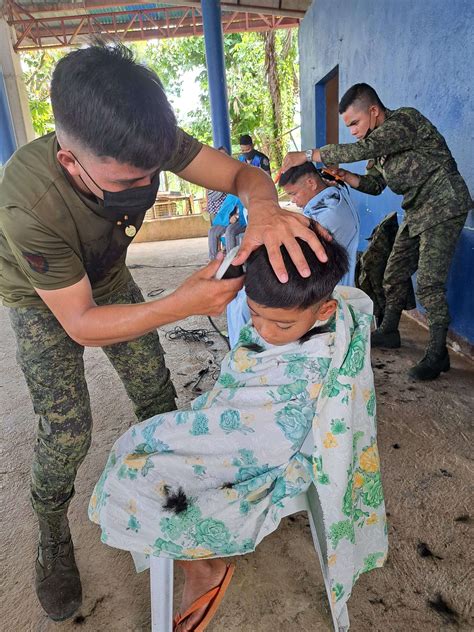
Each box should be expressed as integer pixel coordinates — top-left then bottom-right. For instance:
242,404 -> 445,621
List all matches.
0,129 -> 202,307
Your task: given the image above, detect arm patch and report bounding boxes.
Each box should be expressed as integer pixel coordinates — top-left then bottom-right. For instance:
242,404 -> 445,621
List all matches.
22,251 -> 49,274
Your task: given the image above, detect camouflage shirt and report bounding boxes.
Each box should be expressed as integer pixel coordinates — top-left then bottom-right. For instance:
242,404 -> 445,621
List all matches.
320,108 -> 472,235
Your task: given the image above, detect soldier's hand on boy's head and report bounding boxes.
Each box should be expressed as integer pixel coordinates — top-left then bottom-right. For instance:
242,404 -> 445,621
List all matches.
309,219 -> 333,242
232,207 -> 330,284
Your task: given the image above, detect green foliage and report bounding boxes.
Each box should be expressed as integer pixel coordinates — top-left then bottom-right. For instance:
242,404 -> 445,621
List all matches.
21,49 -> 66,137
131,31 -> 299,164
21,30 -> 299,183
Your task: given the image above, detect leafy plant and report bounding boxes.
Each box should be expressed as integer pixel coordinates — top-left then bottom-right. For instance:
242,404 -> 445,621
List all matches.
21,49 -> 66,136
21,29 -> 300,188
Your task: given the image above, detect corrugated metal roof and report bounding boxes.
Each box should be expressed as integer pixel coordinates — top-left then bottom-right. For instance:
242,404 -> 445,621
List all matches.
6,1 -> 311,17
5,0 -> 310,50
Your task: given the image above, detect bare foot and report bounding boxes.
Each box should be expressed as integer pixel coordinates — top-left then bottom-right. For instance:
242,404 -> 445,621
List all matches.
175,559 -> 228,632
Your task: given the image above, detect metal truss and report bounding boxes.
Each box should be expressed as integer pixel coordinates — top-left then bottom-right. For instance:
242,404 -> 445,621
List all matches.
4,1 -> 301,51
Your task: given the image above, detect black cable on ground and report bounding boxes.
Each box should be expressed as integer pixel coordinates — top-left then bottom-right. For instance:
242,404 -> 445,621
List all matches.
164,322 -> 230,350
165,326 -> 214,345
207,316 -> 230,350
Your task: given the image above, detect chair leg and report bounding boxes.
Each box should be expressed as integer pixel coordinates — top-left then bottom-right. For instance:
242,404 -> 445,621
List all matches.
305,487 -> 351,631
336,603 -> 350,631
151,557 -> 174,632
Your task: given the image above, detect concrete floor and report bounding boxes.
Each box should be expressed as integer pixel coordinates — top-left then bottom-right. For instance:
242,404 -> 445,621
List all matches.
1,237 -> 473,632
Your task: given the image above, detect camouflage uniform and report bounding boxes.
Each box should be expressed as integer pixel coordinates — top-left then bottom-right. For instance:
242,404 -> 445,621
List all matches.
0,115 -> 202,619
383,215 -> 466,327
320,107 -> 472,328
8,279 -> 176,518
0,130 -> 203,521
357,212 -> 416,323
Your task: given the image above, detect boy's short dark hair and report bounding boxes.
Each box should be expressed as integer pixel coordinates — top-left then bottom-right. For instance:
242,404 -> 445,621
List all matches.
51,43 -> 177,169
279,162 -> 321,187
339,83 -> 385,115
245,228 -> 349,310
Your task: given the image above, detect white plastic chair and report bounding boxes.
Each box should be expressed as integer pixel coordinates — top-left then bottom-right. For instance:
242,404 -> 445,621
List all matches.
150,556 -> 174,631
149,430 -> 350,631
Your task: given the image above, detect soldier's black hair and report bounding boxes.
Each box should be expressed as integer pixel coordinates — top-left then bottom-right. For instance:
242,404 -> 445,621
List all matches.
339,83 -> 385,114
245,228 -> 349,310
239,134 -> 253,145
51,42 -> 177,168
279,162 -> 322,187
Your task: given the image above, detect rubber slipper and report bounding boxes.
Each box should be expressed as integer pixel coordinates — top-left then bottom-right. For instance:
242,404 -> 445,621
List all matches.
173,564 -> 235,631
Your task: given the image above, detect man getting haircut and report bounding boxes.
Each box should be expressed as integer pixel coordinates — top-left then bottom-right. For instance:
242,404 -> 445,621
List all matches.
283,81 -> 471,380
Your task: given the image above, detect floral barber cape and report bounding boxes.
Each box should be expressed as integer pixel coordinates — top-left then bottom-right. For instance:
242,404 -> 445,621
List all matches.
89,287 -> 387,615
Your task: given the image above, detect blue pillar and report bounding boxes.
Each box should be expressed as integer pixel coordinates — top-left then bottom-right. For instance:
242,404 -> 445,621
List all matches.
0,67 -> 17,164
201,0 -> 231,152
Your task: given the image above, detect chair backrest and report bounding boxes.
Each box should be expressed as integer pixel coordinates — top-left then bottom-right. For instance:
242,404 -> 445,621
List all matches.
299,427 -> 315,457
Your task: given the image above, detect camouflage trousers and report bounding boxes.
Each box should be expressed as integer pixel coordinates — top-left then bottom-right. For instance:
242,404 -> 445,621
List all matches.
384,214 -> 467,327
8,280 -> 177,518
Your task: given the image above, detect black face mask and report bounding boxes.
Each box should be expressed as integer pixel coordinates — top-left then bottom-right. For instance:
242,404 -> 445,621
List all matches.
71,152 -> 160,222
242,149 -> 256,160
362,110 -> 376,140
101,171 -> 160,220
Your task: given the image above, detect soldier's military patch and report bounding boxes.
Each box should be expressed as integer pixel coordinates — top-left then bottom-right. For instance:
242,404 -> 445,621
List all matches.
22,251 -> 49,274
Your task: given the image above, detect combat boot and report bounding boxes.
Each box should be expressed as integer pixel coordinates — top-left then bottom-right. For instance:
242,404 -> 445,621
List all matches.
408,325 -> 450,380
35,511 -> 82,621
371,309 -> 402,348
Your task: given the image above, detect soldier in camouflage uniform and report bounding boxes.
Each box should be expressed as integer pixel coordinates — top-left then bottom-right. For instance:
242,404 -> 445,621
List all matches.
356,211 -> 416,323
0,44 -> 324,622
9,280 -> 177,519
283,83 -> 472,381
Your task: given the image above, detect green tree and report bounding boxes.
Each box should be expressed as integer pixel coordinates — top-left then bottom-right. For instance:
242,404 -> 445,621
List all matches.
21,29 -> 299,176
263,29 -> 300,165
21,49 -> 67,137
131,30 -> 299,165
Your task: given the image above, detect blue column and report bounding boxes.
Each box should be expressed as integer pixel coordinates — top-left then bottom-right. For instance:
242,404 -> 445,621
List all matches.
201,0 -> 231,152
0,68 -> 17,164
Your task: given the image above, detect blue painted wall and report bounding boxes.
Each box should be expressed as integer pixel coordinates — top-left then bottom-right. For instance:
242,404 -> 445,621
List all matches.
299,0 -> 474,344
0,68 -> 17,164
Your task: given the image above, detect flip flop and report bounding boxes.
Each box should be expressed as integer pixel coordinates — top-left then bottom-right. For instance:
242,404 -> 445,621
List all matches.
173,563 -> 235,632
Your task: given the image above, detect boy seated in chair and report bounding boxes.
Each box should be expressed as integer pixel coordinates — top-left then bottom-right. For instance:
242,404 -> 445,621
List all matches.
89,230 -> 387,631
226,163 -> 360,348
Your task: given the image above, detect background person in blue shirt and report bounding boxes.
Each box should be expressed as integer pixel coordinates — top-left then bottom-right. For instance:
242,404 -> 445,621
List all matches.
226,162 -> 359,347
238,134 -> 271,175
208,194 -> 245,260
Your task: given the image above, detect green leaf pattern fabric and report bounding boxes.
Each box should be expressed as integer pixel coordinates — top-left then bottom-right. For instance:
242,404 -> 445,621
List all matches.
89,287 -> 387,618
